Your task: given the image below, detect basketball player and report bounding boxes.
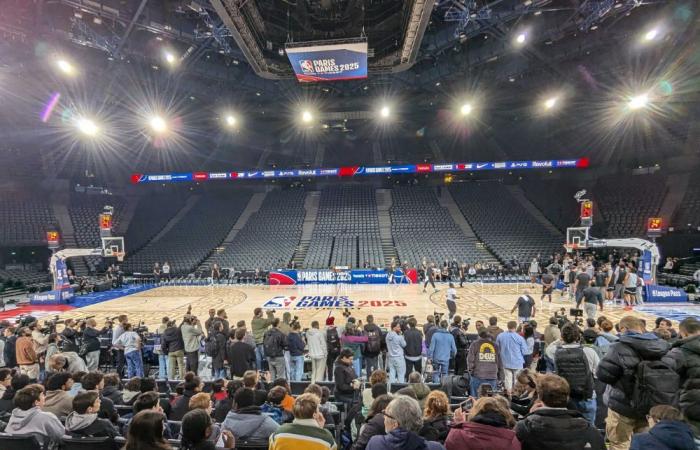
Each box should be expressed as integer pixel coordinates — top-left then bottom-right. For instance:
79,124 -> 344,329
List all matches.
445,282 -> 459,319
540,269 -> 555,306
423,263 -> 437,293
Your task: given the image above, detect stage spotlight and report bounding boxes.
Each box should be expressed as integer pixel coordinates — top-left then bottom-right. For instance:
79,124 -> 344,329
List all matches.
515,32 -> 527,46
55,59 -> 76,76
380,106 -> 390,118
301,110 -> 313,123
224,114 -> 237,127
460,103 -> 473,116
76,117 -> 99,137
149,116 -> 167,133
544,96 -> 558,110
628,93 -> 649,110
643,27 -> 658,42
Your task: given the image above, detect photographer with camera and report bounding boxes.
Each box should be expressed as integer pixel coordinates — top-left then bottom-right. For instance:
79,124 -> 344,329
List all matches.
16,327 -> 40,381
82,318 -> 107,371
450,316 -> 470,376
111,315 -> 129,377
252,308 -> 276,371
181,311 -> 204,374
60,319 -> 80,354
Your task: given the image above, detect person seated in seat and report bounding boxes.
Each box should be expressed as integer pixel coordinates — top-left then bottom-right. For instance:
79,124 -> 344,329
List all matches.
445,395 -> 519,450
122,377 -> 142,405
213,380 -> 242,424
269,393 -> 337,450
221,387 -> 279,443
180,409 -> 235,450
352,394 -> 393,450
362,370 -> 388,414
0,373 -> 30,414
420,390 -> 451,443
261,386 -> 293,425
630,405 -> 696,450
65,391 -> 118,440
407,371 -> 432,410
4,384 -> 64,449
271,378 -> 296,412
366,395 -> 445,449
127,391 -> 174,439
122,410 -> 172,450
188,392 -> 222,444
82,372 -> 120,424
41,372 -> 74,419
170,372 -> 203,421
514,373 -> 604,450
101,373 -> 124,405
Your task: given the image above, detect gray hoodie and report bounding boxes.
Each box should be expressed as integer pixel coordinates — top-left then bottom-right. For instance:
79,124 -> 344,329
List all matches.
222,408 -> 279,441
306,328 -> 327,359
65,411 -> 97,432
5,407 -> 64,449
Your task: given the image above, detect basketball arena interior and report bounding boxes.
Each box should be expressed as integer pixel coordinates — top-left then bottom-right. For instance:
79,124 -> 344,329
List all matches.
0,0 -> 699,447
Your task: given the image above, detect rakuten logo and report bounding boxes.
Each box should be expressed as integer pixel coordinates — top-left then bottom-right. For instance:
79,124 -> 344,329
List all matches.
532,161 -> 553,168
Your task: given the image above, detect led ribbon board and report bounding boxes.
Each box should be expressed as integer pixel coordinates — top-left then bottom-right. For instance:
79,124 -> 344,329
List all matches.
131,157 -> 589,184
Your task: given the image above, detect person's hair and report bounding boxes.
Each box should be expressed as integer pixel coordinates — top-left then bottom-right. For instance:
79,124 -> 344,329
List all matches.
597,316 -> 607,327
253,308 -> 262,316
339,348 -> 353,359
423,390 -> 449,419
653,328 -> 672,341
133,391 -> 160,414
125,377 -> 142,391
81,372 -> 104,391
489,316 -> 498,326
321,386 -> 331,403
271,318 -> 280,327
523,324 -> 534,339
181,409 -> 212,450
226,380 -> 243,398
370,369 -> 388,386
242,371 -> 257,388
267,386 -> 287,405
586,318 -> 596,328
478,328 -> 490,339
123,323 -> 133,331
561,323 -> 581,344
536,374 -> 570,408
14,384 -> 44,410
304,384 -> 323,398
311,320 -> 319,329
453,316 -> 462,325
396,387 -> 417,399
407,317 -> 417,328
439,320 -> 449,329
517,368 -> 538,389
140,377 -> 156,393
212,378 -> 225,395
549,316 -> 558,325
233,328 -> 246,340
366,315 -> 374,324
371,383 -> 388,399
124,410 -> 170,450
162,317 -> 170,324
507,321 -> 517,330
385,396 -> 423,432
103,373 -> 121,388
73,391 -> 99,414
390,320 -> 400,329
468,397 -> 516,428
236,320 -> 246,328
292,393 -> 319,419
217,309 -> 225,317
369,394 -> 393,417
272,378 -> 290,390
11,374 -> 31,392
48,354 -> 67,371
183,372 -> 201,391
408,372 -> 422,384
680,318 -> 700,336
600,319 -> 614,333
0,368 -> 11,383
619,316 -> 645,333
189,392 -> 212,410
649,404 -> 682,422
426,315 -> 434,324
45,372 -> 72,391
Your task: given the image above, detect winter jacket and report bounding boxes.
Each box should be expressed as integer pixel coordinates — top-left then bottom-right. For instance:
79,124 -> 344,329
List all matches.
404,328 -> 424,358
353,412 -> 386,450
334,359 -> 357,396
96,394 -> 119,423
367,427 -> 445,450
420,415 -> 451,442
630,420 -> 696,450
181,323 -> 203,353
170,389 -> 196,421
363,323 -> 383,357
595,332 -> 670,419
264,327 -> 287,358
514,407 -> 604,450
42,389 -> 74,418
226,340 -> 256,377
162,326 -> 185,354
662,334 -> 700,417
424,324 -> 437,349
428,329 -> 456,362
61,327 -> 79,353
5,406 -> 64,449
252,311 -> 275,344
445,415 -> 521,450
409,383 -> 432,410
16,336 -> 37,365
307,328 -> 328,359
0,388 -> 16,414
269,418 -> 337,450
288,332 -> 306,357
467,337 -> 502,380
210,331 -> 227,371
102,385 -> 124,405
486,325 -> 504,340
82,326 -> 103,352
543,325 -> 561,347
221,406 -> 279,441
64,411 -> 118,439
3,335 -> 17,368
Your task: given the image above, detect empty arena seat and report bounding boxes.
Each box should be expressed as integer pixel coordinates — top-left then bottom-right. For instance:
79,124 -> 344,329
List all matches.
125,192 -> 187,254
0,197 -> 57,246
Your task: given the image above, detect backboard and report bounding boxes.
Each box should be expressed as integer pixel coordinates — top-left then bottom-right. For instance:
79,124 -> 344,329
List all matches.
102,236 -> 125,261
566,227 -> 589,252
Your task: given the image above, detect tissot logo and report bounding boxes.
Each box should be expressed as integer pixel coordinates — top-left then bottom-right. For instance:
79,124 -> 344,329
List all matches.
532,161 -> 553,168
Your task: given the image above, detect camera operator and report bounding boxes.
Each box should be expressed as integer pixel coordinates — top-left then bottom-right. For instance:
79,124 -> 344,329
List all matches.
16,327 -> 39,380
60,319 -> 80,354
181,312 -> 203,374
111,315 -> 128,377
83,318 -> 107,371
28,321 -> 49,380
450,316 -> 470,376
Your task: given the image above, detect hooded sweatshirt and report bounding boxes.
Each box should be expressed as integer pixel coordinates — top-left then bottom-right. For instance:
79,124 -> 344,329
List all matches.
409,383 -> 432,409
306,328 -> 328,359
5,406 -> 64,449
366,427 -> 444,450
42,389 -> 74,418
64,411 -> 118,439
221,406 -> 279,441
467,337 -> 503,380
630,420 -> 696,450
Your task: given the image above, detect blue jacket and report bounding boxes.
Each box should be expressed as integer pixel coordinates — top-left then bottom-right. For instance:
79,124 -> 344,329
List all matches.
495,331 -> 528,370
287,332 -> 305,357
366,428 -> 445,450
630,420 -> 696,450
428,329 -> 456,362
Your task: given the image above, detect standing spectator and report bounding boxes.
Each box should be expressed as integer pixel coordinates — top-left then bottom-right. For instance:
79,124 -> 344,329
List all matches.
269,392 -> 336,449
221,388 -> 279,442
595,319 -> 618,357
596,316 -> 671,450
3,326 -> 17,369
234,320 -> 256,348
404,318 -> 424,379
210,321 -> 228,379
114,323 -> 143,377
552,323 -> 599,425
288,322 -> 306,382
251,308 -> 275,371
629,405 -> 696,450
263,318 -> 288,380
16,327 -> 39,380
495,321 -> 528,392
581,282 -> 604,320
155,317 -> 169,379
366,395 -> 445,450
307,321 -> 328,383
511,291 -> 536,324
204,309 -> 217,335
487,317 -> 504,340
363,315 -> 383,376
514,374 -> 604,450
82,372 -> 120,424
111,315 -> 128,377
428,320 -> 456,383
182,314 -> 204,374
325,316 -> 343,381
543,317 -> 561,348
450,316 -> 470,376
445,397 -> 519,450
334,349 -> 359,408
42,372 -> 74,418
342,321 -> 368,378
153,262 -> 161,283
423,316 -> 437,349
65,391 -> 118,439
60,320 -> 80,353
83,318 -> 106,372
123,410 -> 171,450
5,384 -> 64,449
226,328 -> 256,378
386,320 -> 407,384
163,319 -> 186,380
468,328 -> 502,397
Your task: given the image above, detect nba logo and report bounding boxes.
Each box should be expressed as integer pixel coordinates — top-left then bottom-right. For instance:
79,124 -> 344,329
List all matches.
299,60 -> 314,73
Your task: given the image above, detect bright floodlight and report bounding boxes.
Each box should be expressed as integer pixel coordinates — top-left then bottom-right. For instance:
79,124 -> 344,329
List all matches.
164,51 -> 176,65
225,114 -> 237,127
515,33 -> 527,45
56,59 -> 75,75
544,96 -> 558,110
76,117 -> 99,137
628,93 -> 649,110
644,28 -> 658,42
460,103 -> 473,116
380,106 -> 390,118
149,116 -> 167,133
301,110 -> 313,123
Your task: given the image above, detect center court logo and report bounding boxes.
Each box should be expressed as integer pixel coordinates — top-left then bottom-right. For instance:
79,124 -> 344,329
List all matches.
261,295 -> 406,309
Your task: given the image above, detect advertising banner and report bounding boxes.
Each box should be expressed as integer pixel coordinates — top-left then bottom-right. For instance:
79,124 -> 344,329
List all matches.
286,41 -> 368,82
645,285 -> 688,303
30,288 -> 74,305
269,269 -> 417,285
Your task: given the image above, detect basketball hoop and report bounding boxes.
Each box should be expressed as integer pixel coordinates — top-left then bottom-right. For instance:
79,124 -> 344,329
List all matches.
564,243 -> 579,253
114,251 -> 125,262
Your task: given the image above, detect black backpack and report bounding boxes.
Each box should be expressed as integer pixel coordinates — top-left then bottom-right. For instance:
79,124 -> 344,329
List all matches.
365,328 -> 381,354
204,334 -> 219,357
631,359 -> 680,415
326,327 -> 341,354
441,373 -> 470,397
451,327 -> 469,349
264,329 -> 283,358
554,346 -> 594,400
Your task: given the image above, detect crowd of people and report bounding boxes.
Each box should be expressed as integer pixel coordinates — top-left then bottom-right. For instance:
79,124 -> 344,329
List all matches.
0,296 -> 697,450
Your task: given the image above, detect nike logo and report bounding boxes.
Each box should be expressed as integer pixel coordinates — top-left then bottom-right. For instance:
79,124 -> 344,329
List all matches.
477,163 -> 489,169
